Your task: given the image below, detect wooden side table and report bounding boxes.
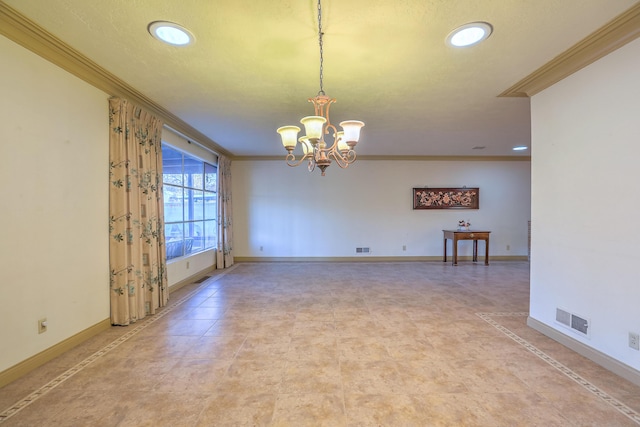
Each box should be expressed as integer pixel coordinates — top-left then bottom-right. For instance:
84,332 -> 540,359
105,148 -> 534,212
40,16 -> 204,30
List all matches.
443,230 -> 491,266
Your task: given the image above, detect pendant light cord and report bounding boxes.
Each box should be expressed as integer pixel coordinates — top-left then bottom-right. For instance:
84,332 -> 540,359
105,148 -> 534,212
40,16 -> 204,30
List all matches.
317,0 -> 325,96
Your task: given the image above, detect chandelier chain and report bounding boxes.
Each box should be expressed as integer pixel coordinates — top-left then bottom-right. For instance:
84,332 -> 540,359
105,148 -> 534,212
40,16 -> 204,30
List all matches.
317,0 -> 325,96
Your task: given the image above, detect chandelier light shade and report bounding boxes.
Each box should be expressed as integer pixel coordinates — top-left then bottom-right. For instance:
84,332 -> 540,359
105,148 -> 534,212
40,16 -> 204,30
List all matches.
340,120 -> 365,145
276,126 -> 301,151
277,0 -> 364,176
300,116 -> 326,140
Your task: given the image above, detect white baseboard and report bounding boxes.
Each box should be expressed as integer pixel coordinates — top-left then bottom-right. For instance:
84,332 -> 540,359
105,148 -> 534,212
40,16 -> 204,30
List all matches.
527,316 -> 640,388
168,265 -> 216,293
235,255 -> 529,263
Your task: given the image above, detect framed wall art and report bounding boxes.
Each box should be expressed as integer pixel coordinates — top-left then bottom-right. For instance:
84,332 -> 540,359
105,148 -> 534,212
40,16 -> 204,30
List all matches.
413,187 -> 479,210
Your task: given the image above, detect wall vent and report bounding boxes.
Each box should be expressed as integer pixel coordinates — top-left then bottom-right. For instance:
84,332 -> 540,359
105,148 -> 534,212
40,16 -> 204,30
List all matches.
556,308 -> 571,327
571,314 -> 589,335
355,247 -> 370,254
556,307 -> 590,337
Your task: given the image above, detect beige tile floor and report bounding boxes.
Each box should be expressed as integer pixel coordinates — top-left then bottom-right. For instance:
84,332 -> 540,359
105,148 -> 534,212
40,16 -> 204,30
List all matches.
1,261 -> 640,426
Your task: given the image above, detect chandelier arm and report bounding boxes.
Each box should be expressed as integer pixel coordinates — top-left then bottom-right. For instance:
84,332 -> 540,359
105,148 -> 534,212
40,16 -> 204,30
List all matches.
323,96 -> 333,128
323,122 -> 339,150
329,151 -> 347,169
285,152 -> 314,168
328,149 -> 356,169
344,150 -> 357,163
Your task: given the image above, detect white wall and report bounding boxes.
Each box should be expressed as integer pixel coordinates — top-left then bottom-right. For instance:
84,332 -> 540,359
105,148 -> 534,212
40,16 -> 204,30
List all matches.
232,159 -> 531,259
0,36 -> 110,372
0,36 -> 219,374
530,38 -> 640,369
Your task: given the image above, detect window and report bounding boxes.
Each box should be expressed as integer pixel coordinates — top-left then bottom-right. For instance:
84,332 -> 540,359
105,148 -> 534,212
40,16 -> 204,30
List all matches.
162,144 -> 217,260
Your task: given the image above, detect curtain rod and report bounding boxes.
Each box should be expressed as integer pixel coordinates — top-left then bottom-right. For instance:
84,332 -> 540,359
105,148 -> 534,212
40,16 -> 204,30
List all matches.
163,124 -> 220,158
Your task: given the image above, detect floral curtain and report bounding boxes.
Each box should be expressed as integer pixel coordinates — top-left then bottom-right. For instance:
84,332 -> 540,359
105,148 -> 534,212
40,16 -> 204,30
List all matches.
216,155 -> 234,268
108,97 -> 168,325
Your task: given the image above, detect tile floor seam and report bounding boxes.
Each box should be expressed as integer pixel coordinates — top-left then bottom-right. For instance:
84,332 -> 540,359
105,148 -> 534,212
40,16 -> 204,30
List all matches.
0,266 -> 237,424
339,358 -> 347,420
477,311 -> 640,425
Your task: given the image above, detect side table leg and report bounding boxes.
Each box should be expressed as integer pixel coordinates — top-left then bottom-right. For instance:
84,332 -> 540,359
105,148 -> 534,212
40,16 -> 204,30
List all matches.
485,239 -> 490,265
453,239 -> 458,266
443,238 -> 447,262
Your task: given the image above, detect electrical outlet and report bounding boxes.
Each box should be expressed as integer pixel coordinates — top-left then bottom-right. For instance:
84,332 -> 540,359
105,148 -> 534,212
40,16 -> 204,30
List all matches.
506,244 -> 510,251
629,332 -> 639,350
402,245 -> 406,251
260,246 -> 263,252
38,318 -> 48,334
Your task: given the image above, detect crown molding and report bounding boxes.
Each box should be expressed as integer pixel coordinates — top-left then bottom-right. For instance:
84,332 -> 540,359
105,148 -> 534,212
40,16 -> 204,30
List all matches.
356,155 -> 530,162
234,155 -> 531,162
0,2 -> 232,158
499,2 -> 640,98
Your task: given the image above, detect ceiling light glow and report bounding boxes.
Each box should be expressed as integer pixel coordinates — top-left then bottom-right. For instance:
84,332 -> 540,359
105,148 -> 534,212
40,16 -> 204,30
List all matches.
148,21 -> 194,46
512,146 -> 528,151
446,22 -> 493,47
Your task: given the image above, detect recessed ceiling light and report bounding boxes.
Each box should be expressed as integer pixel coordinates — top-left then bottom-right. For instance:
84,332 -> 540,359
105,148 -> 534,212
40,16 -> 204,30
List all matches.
148,21 -> 194,46
446,22 -> 493,47
512,146 -> 528,151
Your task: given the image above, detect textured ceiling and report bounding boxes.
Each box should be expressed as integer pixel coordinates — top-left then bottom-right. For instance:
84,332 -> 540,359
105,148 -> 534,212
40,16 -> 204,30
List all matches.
3,0 -> 638,158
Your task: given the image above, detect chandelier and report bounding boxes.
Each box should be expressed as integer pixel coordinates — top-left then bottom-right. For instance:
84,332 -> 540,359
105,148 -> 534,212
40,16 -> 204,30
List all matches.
277,0 -> 364,176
